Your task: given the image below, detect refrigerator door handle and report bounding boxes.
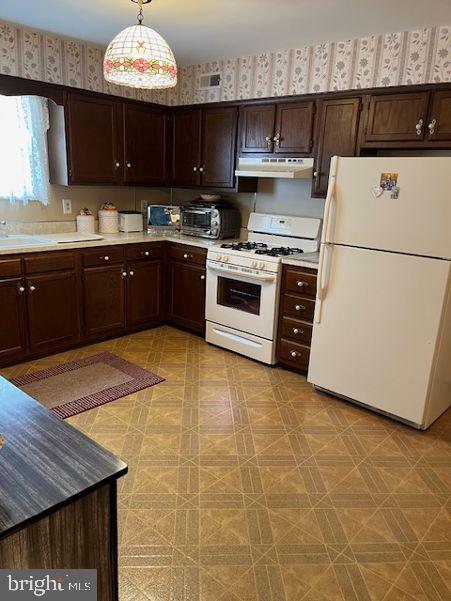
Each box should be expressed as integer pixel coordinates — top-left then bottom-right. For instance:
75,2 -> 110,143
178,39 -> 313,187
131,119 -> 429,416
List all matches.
315,242 -> 333,324
321,155 -> 338,244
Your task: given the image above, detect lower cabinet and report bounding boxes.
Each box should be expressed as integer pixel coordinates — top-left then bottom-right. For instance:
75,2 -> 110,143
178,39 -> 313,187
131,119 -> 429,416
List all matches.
27,270 -> 80,353
0,276 -> 27,363
126,260 -> 162,328
276,265 -> 318,372
0,241 -> 204,368
167,245 -> 207,334
83,264 -> 127,337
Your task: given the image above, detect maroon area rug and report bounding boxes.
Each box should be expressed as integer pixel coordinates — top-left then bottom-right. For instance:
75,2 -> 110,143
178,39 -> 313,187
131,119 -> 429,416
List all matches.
10,352 -> 164,419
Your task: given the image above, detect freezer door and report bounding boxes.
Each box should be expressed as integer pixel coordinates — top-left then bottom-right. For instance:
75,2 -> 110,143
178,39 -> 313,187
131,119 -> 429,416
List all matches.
308,244 -> 449,426
326,157 -> 451,259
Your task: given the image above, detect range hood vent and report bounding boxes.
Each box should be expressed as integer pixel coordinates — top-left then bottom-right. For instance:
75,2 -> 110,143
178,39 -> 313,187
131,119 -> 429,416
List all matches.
235,157 -> 314,179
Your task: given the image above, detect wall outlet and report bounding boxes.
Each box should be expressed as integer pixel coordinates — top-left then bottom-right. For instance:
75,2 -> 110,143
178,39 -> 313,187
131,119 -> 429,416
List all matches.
62,199 -> 72,214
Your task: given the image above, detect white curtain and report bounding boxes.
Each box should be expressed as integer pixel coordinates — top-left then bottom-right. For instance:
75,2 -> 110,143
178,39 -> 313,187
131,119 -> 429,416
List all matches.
0,95 -> 50,205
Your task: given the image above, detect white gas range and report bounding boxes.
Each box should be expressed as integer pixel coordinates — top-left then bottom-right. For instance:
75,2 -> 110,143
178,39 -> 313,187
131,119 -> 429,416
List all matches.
206,212 -> 322,364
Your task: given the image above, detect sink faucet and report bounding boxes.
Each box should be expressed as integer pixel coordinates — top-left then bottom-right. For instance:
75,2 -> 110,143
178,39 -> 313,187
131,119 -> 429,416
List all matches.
0,220 -> 7,238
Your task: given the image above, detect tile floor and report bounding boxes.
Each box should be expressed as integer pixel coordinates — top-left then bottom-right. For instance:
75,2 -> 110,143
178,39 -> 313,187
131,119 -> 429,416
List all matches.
2,326 -> 451,601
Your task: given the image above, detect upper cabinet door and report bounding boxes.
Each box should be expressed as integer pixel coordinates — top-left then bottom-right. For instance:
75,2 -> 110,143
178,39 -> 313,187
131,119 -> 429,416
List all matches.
274,102 -> 315,154
426,90 -> 451,142
313,98 -> 361,198
201,107 -> 237,188
123,103 -> 167,184
240,104 -> 276,153
66,93 -> 120,184
172,109 -> 202,186
364,92 -> 429,143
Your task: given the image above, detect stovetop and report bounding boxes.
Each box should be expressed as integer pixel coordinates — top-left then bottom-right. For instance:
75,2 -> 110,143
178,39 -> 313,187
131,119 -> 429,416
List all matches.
221,242 -> 304,257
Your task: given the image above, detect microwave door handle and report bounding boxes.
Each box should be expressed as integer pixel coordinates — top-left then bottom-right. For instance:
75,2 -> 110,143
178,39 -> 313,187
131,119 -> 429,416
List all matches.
186,209 -> 209,215
208,264 -> 276,283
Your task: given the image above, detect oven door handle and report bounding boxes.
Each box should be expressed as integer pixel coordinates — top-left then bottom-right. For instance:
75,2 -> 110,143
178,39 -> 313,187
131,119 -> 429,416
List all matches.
207,264 -> 276,283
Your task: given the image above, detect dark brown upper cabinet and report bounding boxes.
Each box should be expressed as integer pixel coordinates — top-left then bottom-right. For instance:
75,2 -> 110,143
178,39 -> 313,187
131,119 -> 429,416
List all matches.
274,102 -> 315,153
172,106 -> 238,188
312,97 -> 361,198
66,93 -> 121,185
123,103 -> 167,185
240,104 -> 276,153
426,90 -> 451,142
172,109 -> 203,186
201,107 -> 237,188
362,91 -> 429,143
239,101 -> 314,155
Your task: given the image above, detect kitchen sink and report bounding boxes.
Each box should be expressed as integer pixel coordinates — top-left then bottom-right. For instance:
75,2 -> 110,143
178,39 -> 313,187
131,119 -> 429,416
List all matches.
0,235 -> 52,249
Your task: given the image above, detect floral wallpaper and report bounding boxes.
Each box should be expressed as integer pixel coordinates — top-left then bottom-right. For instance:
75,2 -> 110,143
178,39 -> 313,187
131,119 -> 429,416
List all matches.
0,19 -> 450,107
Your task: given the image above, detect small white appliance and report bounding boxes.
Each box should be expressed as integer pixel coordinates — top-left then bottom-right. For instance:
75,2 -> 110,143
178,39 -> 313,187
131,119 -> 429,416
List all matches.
235,157 -> 314,179
308,156 -> 451,429
206,213 -> 321,364
118,211 -> 144,233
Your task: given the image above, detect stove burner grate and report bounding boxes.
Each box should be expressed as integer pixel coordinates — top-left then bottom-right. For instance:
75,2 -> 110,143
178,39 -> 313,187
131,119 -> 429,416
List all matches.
221,242 -> 268,251
255,247 -> 304,257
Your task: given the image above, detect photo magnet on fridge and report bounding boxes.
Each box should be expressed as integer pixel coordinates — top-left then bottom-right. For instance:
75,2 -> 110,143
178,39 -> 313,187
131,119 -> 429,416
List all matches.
379,172 -> 399,191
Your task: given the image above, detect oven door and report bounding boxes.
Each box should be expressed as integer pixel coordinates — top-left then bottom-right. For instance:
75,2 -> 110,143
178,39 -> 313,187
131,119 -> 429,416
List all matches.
206,261 -> 280,339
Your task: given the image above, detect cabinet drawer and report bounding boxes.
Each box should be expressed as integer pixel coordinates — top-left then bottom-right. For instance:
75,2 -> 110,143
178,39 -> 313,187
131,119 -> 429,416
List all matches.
278,338 -> 310,369
126,242 -> 163,261
279,316 -> 313,345
169,244 -> 207,265
282,293 -> 315,321
24,252 -> 75,274
82,246 -> 125,267
0,258 -> 22,277
284,268 -> 317,297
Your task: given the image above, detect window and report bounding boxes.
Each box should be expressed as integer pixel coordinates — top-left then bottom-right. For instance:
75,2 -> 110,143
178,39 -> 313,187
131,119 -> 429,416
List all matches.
0,95 -> 50,205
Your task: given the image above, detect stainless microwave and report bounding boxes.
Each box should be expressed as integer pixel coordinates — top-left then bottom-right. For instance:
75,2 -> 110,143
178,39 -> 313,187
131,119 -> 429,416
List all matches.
180,206 -> 240,240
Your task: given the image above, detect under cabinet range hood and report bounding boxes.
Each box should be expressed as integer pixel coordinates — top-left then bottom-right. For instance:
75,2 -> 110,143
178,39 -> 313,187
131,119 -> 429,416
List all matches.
235,157 -> 314,179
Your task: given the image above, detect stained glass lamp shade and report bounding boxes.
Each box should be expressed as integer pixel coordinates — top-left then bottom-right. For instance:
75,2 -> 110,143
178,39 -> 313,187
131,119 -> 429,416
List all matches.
104,24 -> 177,89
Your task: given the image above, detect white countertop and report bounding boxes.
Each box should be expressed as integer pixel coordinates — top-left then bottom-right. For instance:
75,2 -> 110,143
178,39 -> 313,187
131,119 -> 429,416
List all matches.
281,252 -> 319,270
0,231 -> 222,256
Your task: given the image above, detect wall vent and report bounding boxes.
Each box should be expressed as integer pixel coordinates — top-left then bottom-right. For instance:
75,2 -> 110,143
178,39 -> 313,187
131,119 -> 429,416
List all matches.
200,73 -> 221,89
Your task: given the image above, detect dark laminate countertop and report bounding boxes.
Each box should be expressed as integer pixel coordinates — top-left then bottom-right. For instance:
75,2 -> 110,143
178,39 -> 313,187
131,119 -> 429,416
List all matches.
0,377 -> 127,538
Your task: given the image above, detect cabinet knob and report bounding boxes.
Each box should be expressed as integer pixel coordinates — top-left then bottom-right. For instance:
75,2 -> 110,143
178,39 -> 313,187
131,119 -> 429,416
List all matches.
129,271 -> 134,277
295,304 -> 306,311
17,283 -> 25,295
199,166 -> 204,173
193,166 -> 198,172
290,350 -> 301,358
115,161 -> 120,168
297,280 -> 308,288
265,136 -> 273,150
121,271 -> 127,278
28,284 -> 36,293
126,162 -> 132,168
102,255 -> 110,261
183,253 -> 189,259
428,118 -> 437,136
313,171 -> 318,178
143,251 -> 150,256
200,274 -> 206,280
415,119 -> 424,136
273,133 -> 281,148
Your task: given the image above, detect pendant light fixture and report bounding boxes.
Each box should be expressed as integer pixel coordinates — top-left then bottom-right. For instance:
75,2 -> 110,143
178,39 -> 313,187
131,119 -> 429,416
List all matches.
104,0 -> 177,90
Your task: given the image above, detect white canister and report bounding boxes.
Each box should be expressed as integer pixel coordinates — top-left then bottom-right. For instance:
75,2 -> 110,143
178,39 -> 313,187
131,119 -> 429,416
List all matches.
76,214 -> 96,234
98,209 -> 119,234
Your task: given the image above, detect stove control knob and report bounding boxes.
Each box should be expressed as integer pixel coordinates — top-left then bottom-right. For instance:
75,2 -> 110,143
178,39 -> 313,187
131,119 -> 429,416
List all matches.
223,256 -> 229,263
259,262 -> 266,270
251,260 -> 258,268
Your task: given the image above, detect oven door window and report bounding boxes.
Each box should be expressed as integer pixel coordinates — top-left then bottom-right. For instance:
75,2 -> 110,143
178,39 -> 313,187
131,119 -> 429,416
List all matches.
217,276 -> 261,315
182,211 -> 211,228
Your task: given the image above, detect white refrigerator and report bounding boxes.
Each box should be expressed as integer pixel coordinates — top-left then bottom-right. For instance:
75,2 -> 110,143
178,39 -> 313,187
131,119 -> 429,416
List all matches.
308,156 -> 451,429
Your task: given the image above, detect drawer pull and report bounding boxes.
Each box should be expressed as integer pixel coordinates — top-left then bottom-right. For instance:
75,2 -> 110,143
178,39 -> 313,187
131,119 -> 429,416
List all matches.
297,280 -> 308,288
293,328 -> 304,335
295,304 -> 306,311
102,255 -> 110,261
200,274 -> 206,280
143,251 -> 150,256
290,350 -> 301,358
183,253 -> 193,259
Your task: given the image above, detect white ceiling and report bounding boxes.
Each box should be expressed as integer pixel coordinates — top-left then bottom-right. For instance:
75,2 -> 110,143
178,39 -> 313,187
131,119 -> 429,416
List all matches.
1,0 -> 451,65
